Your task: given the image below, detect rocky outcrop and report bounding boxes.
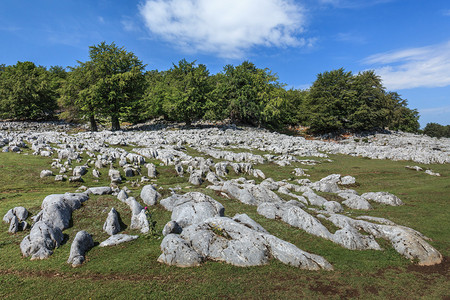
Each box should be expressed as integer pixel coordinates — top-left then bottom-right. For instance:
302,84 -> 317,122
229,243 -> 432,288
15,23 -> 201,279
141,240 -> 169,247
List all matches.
361,192 -> 403,206
20,221 -> 64,260
103,208 -> 121,235
158,192 -> 333,270
67,231 -> 94,267
322,213 -> 443,266
140,185 -> 161,206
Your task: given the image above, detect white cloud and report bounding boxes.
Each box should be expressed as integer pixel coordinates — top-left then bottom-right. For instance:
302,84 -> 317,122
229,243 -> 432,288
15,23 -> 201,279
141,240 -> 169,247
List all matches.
363,41 -> 450,90
442,9 -> 450,16
139,0 -> 306,58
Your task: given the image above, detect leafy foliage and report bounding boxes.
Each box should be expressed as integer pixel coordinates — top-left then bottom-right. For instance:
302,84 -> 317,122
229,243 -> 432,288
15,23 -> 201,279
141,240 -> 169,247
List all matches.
304,68 -> 420,133
423,122 -> 450,138
1,48 -> 423,134
0,61 -> 58,120
59,42 -> 146,130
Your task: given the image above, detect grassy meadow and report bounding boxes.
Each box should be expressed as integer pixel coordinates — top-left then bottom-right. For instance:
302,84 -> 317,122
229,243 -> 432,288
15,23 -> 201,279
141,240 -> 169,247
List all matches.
0,144 -> 449,299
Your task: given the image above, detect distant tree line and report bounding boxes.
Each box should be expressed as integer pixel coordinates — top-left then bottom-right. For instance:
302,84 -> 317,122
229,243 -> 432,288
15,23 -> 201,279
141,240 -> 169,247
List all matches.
423,123 -> 450,138
0,42 -> 424,133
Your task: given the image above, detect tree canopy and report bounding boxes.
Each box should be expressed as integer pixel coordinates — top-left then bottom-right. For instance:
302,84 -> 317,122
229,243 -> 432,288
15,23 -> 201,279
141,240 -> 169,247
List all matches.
59,42 -> 146,131
0,61 -> 58,120
304,68 -> 420,133
0,43 -> 427,135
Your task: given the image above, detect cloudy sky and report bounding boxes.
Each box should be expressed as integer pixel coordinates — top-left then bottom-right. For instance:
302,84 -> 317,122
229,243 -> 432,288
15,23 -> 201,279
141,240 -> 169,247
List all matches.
1,0 -> 449,126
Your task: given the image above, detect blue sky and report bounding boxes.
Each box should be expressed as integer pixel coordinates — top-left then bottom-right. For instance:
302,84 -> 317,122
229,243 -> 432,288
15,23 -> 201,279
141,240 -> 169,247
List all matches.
1,0 -> 449,127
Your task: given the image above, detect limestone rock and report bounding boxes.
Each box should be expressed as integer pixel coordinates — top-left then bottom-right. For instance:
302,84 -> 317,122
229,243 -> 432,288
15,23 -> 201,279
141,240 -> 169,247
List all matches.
157,234 -> 203,267
140,185 -> 161,206
69,176 -> 84,183
117,189 -> 128,202
339,192 -> 372,210
40,170 -> 53,178
88,186 -> 112,195
67,231 -> 94,267
325,214 -> 443,266
3,206 -> 28,223
73,165 -> 88,176
8,215 -> 19,233
188,171 -> 203,186
130,209 -> 149,233
103,208 -> 121,235
99,234 -> 139,247
361,192 -> 403,206
146,163 -> 157,178
161,192 -> 225,228
20,221 -> 64,260
340,175 -> 356,185
162,220 -> 183,236
92,169 -> 100,178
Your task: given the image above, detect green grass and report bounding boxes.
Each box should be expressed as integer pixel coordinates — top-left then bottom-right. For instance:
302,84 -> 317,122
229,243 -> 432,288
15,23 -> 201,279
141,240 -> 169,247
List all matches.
0,150 -> 449,299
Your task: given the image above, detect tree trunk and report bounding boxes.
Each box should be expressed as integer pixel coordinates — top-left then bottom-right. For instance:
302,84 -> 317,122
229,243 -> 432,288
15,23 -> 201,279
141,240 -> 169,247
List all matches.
89,116 -> 98,132
111,116 -> 120,131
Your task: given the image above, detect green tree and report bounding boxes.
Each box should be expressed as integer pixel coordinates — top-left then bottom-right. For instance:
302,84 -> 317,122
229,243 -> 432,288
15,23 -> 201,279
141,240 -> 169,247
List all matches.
60,42 -> 146,131
0,61 -> 58,120
139,69 -> 166,122
59,62 -> 100,130
349,71 -> 390,131
305,68 -> 355,133
423,122 -> 450,138
211,61 -> 283,126
386,92 -> 420,132
161,59 -> 211,125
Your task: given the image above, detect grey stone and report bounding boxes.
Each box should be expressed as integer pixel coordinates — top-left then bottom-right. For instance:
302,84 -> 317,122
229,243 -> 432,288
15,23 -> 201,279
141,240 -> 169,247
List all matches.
361,192 -> 403,206
325,214 -> 443,266
8,215 -> 19,233
163,192 -> 225,228
109,168 -> 122,183
175,164 -> 184,177
205,171 -> 221,184
162,220 -> 183,236
130,209 -> 149,233
99,234 -> 139,247
406,165 -> 423,171
117,189 -> 128,202
188,171 -> 203,186
425,170 -> 440,176
103,208 -> 121,235
40,170 -> 53,178
88,186 -> 112,195
177,216 -> 333,269
323,201 -> 344,213
232,213 -> 268,234
55,175 -> 65,181
92,169 -> 100,178
340,175 -> 356,185
3,206 -> 28,223
67,231 -> 94,267
303,191 -> 327,206
73,165 -> 88,176
140,185 -> 161,206
157,234 -> 204,267
20,221 -> 64,260
339,192 -> 372,210
69,176 -> 84,182
126,197 -> 144,215
146,163 -> 157,178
